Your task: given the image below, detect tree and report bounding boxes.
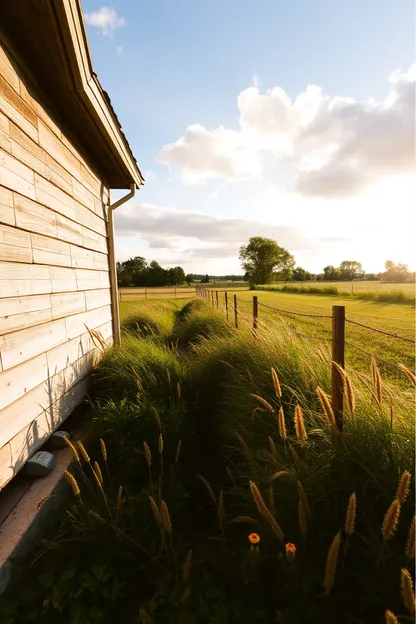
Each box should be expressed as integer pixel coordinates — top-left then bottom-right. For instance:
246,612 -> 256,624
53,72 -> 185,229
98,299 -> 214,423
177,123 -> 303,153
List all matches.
185,274 -> 194,285
239,237 -> 295,285
339,260 -> 364,281
383,260 -> 411,283
200,274 -> 210,284
323,265 -> 341,281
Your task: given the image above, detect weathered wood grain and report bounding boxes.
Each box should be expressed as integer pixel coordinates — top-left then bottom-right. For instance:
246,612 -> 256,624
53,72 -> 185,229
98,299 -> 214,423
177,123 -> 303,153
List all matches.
0,223 -> 32,262
0,148 -> 36,199
0,74 -> 38,142
0,185 -> 15,226
31,232 -> 71,267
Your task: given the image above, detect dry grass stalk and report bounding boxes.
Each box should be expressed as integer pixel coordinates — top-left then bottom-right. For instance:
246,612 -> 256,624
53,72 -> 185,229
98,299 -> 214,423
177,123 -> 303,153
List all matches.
344,374 -> 356,413
271,367 -> 282,398
143,441 -> 152,468
401,568 -> 415,616
151,406 -> 162,429
323,532 -> 341,597
235,432 -> 253,464
344,493 -> 356,536
405,516 -> 415,560
197,475 -> 217,503
64,471 -> 80,496
371,356 -> 377,386
289,444 -> 302,472
375,367 -> 382,406
93,461 -> 103,486
180,588 -> 191,605
278,407 -> 287,442
175,439 -> 182,464
177,382 -> 182,401
226,466 -> 237,487
270,470 -> 290,481
100,439 -> 107,462
249,481 -> 284,541
160,500 -> 172,533
316,387 -> 336,426
382,499 -> 401,541
294,405 -> 308,445
298,481 -> 311,518
78,441 -> 90,463
158,433 -> 164,455
332,361 -> 346,380
116,485 -> 123,522
64,437 -> 80,462
230,516 -> 258,524
398,363 -> 416,386
384,610 -> 399,624
269,484 -> 276,517
218,490 -> 224,529
183,550 -> 193,582
149,496 -> 162,527
396,471 -> 411,504
269,436 -> 278,461
299,500 -> 307,541
250,393 -> 274,413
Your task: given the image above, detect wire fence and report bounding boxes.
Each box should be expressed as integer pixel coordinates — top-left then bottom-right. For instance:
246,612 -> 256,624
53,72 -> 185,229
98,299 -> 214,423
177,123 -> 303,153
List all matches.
197,287 -> 415,430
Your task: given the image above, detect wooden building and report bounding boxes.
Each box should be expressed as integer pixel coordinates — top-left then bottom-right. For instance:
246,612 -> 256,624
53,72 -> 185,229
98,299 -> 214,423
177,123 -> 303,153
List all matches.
0,1 -> 143,489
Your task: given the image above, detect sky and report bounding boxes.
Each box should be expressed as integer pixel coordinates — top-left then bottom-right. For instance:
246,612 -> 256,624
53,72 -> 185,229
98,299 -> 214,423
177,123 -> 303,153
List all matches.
82,1 -> 416,275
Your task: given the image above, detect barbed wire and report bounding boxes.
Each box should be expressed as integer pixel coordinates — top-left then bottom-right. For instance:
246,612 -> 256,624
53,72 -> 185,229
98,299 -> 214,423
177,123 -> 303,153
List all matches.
344,340 -> 410,372
257,300 -> 332,319
345,318 -> 415,344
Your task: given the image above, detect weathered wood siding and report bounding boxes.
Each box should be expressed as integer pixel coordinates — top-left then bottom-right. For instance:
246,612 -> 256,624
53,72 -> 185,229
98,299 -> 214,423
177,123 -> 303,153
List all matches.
0,43 -> 113,488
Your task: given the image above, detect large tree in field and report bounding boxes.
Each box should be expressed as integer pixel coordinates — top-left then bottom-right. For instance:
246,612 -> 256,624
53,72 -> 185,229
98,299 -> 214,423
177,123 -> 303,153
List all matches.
339,260 -> 364,280
239,237 -> 295,285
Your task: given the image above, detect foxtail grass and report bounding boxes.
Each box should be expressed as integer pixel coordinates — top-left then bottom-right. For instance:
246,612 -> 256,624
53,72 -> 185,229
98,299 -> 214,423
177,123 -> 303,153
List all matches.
271,367 -> 282,398
396,471 -> 411,503
405,516 -> 415,561
197,474 -> 217,503
278,407 -> 287,442
294,405 -> 308,445
401,568 -> 415,616
316,387 -> 336,426
323,532 -> 341,597
344,493 -> 356,536
382,499 -> 401,542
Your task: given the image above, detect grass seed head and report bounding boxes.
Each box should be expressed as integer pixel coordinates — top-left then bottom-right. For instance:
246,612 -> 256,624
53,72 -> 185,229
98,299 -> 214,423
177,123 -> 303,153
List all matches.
316,386 -> 336,426
344,374 -> 356,414
235,431 -> 253,463
344,493 -> 356,536
63,437 -> 80,462
77,441 -> 90,463
158,433 -> 164,455
385,610 -> 399,624
64,470 -> 80,496
197,474 -> 217,503
149,496 -> 162,527
160,500 -> 172,533
250,393 -> 274,413
278,407 -> 287,441
401,568 -> 415,616
143,441 -> 152,468
268,436 -> 278,461
294,405 -> 308,445
151,406 -> 162,429
100,438 -> 107,462
398,363 -> 416,386
271,367 -> 282,398
183,550 -> 193,582
382,499 -> 401,541
93,461 -> 103,486
323,532 -> 341,597
396,471 -> 411,504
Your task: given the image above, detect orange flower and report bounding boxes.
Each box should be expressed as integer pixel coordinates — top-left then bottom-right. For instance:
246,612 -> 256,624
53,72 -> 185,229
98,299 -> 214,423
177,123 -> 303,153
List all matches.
248,532 -> 261,545
285,542 -> 296,561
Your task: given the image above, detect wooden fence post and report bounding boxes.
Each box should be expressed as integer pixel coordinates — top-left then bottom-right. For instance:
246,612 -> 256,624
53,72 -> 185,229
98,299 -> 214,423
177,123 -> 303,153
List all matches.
234,294 -> 238,328
119,289 -> 121,303
253,295 -> 258,334
225,291 -> 229,320
175,287 -> 177,299
216,290 -> 219,309
332,305 -> 345,432
145,288 -> 148,300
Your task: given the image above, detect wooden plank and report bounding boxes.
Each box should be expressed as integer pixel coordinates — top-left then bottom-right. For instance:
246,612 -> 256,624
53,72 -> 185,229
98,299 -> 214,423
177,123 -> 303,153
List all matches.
0,261 -> 49,281
0,148 -> 36,199
19,80 -> 62,140
51,291 -> 86,319
35,173 -> 76,221
0,279 -> 52,298
0,223 -> 32,263
0,293 -> 51,318
50,265 -> 77,293
65,304 -> 112,340
94,252 -> 109,271
80,162 -> 101,199
9,122 -> 49,179
72,177 -> 95,213
0,111 -> 10,152
31,232 -> 71,267
0,307 -> 53,335
15,193 -> 57,238
0,185 -> 15,226
76,203 -> 106,237
85,288 -> 111,311
0,443 -> 13,490
76,268 -> 110,290
38,120 -> 81,181
0,317 -> 67,370
0,352 -> 48,412
0,46 -> 20,94
46,331 -> 92,376
45,154 -> 73,196
0,74 -> 38,142
82,228 -> 108,254
95,319 -> 113,342
55,212 -> 83,246
70,244 -> 94,269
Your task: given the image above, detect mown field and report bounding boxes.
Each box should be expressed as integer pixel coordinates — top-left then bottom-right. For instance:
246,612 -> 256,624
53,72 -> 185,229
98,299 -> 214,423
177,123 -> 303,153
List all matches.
2,298 -> 414,623
262,281 -> 415,294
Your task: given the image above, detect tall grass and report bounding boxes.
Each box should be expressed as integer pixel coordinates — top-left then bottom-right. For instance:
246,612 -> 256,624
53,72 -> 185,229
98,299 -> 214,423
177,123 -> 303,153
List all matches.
257,284 -> 415,304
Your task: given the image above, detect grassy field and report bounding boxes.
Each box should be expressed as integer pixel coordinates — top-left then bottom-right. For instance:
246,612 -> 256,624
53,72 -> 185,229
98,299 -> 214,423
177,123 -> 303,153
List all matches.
3,298 -> 413,623
264,280 -> 415,294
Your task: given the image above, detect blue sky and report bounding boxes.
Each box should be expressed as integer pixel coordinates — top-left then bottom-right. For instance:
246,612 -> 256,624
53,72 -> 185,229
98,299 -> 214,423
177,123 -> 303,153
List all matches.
82,1 -> 416,274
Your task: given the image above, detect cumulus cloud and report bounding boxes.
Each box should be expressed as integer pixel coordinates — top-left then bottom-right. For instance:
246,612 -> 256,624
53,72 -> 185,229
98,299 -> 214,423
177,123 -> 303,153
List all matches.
158,65 -> 416,197
114,202 -> 317,261
84,6 -> 125,35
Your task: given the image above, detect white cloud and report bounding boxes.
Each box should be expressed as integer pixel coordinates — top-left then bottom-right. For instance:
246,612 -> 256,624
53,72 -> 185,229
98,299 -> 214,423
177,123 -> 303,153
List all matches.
84,6 -> 125,36
158,65 -> 416,197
